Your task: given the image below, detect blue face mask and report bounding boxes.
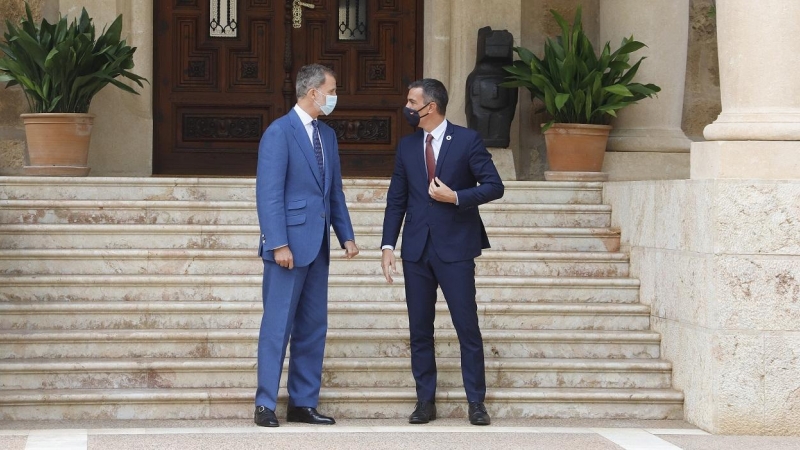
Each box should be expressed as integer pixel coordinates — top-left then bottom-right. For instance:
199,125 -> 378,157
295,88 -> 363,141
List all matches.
403,102 -> 431,127
313,89 -> 337,115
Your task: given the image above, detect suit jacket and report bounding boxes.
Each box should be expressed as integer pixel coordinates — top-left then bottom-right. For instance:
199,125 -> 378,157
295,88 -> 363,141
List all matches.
381,121 -> 504,263
256,108 -> 354,267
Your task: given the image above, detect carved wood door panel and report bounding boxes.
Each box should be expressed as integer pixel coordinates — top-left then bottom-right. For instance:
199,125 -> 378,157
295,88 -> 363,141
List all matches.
154,0 -> 422,177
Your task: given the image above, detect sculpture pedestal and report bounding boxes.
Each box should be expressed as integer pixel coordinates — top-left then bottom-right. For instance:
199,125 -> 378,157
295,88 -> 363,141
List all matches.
488,148 -> 516,181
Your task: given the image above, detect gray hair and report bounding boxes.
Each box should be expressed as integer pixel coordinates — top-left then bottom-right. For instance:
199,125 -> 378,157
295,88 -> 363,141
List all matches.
295,64 -> 336,99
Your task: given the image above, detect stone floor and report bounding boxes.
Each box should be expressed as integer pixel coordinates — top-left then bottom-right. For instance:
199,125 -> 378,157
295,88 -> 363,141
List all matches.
2,419 -> 800,450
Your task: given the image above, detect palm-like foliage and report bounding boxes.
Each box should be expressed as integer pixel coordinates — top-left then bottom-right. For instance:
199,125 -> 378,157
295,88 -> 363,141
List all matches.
0,2 -> 147,113
501,7 -> 660,131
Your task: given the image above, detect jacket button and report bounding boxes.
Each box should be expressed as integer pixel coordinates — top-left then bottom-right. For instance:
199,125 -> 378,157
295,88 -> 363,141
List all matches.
428,202 -> 433,206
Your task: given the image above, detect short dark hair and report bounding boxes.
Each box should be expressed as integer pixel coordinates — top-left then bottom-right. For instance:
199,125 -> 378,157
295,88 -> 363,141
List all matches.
408,78 -> 448,115
296,64 -> 336,98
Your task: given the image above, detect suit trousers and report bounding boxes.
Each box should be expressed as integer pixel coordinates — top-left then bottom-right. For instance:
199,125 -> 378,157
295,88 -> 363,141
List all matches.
255,237 -> 329,410
402,233 -> 486,403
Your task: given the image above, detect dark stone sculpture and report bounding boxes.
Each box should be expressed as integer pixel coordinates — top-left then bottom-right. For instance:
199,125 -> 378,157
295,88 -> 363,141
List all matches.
465,26 -> 518,148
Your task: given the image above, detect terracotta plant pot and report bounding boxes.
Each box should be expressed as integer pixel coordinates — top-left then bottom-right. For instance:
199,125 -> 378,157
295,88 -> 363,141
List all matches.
543,123 -> 612,173
21,113 -> 94,176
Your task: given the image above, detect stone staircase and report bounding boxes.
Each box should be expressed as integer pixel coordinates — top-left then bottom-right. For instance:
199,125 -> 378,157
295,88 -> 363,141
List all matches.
0,177 -> 683,420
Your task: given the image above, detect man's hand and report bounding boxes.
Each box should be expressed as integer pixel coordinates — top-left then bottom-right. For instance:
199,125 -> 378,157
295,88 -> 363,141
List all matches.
429,177 -> 457,204
344,240 -> 359,259
381,248 -> 397,284
274,246 -> 294,270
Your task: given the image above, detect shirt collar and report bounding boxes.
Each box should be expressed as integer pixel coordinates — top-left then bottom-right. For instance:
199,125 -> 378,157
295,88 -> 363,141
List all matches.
293,104 -> 314,126
427,119 -> 448,142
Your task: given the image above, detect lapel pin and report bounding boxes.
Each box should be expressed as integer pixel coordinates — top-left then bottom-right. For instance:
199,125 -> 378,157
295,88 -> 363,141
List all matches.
446,135 -> 452,141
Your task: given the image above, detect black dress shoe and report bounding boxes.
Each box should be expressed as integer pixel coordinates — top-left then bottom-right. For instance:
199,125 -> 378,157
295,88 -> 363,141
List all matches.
408,401 -> 436,424
254,405 -> 279,427
286,406 -> 336,425
468,402 -> 491,425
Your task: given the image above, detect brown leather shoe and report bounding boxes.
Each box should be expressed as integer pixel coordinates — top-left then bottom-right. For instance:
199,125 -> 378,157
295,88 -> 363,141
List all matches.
254,405 -> 279,427
408,401 -> 437,424
286,406 -> 336,425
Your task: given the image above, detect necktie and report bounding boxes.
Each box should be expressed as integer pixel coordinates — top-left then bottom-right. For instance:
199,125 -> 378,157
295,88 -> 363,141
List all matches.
425,133 -> 435,183
311,120 -> 325,185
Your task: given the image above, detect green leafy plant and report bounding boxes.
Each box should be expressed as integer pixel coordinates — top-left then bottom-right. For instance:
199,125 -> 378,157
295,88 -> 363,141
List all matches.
501,6 -> 660,131
0,2 -> 147,113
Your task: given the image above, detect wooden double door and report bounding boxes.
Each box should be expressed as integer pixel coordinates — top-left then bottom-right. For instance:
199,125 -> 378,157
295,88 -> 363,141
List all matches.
154,0 -> 423,177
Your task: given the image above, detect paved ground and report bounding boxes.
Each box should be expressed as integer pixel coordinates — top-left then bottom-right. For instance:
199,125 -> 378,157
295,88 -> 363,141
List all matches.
2,419 -> 799,450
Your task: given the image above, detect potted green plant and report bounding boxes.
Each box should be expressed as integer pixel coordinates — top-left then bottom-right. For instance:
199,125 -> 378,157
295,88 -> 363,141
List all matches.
0,3 -> 147,176
501,6 -> 660,178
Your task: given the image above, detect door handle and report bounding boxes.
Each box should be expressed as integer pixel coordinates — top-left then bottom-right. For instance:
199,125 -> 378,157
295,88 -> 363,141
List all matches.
292,0 -> 315,28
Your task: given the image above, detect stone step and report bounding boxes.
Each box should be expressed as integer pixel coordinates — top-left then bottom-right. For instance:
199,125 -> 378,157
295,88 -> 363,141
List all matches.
0,224 -> 622,252
0,302 -> 651,331
0,200 -> 612,228
0,358 -> 674,390
0,274 -> 640,303
0,249 -> 630,277
0,329 -> 661,359
0,387 -> 684,420
0,177 -> 604,204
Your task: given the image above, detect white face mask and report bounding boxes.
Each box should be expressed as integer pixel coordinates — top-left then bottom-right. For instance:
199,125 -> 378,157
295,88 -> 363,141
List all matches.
313,89 -> 337,115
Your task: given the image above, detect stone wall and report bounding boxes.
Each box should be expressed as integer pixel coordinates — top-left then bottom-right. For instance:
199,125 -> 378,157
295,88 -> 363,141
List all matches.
0,0 -> 58,175
604,180 -> 800,434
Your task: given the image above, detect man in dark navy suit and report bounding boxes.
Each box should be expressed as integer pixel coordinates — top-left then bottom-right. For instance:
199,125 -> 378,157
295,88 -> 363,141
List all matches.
380,78 -> 504,426
254,64 -> 359,427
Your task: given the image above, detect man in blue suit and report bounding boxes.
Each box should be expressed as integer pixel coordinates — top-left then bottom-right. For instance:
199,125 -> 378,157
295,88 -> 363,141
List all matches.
255,64 -> 359,427
381,79 -> 504,426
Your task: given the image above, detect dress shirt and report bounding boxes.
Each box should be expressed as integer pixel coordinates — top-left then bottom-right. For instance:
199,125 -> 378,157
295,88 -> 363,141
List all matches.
293,104 -> 324,165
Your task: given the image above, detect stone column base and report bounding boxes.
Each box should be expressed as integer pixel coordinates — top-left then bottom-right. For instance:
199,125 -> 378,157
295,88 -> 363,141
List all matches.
488,148 -> 517,181
607,127 -> 693,153
691,141 -> 800,180
704,112 -> 800,141
602,151 -> 690,181
544,171 -> 608,182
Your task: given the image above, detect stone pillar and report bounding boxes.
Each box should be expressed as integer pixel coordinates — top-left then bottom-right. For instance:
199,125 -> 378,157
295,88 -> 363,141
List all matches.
692,0 -> 800,180
599,0 -> 692,180
425,0 -> 520,180
423,0 -> 452,85
58,0 -> 153,176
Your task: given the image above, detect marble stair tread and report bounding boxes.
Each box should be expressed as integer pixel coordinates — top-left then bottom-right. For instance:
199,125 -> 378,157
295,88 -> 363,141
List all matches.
0,199 -> 612,211
0,248 -> 630,259
0,301 -> 651,332
0,248 -> 631,277
0,387 -> 683,402
0,357 -> 673,372
0,274 -> 640,287
0,200 -> 612,228
0,387 -> 685,421
0,328 -> 663,343
0,224 -> 621,252
0,274 -> 641,304
0,178 -> 603,204
0,300 -> 651,316
0,357 -> 674,390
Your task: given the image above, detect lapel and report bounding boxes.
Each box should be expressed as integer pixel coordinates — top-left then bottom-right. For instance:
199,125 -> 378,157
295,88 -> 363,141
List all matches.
288,109 -> 324,191
435,121 -> 455,180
